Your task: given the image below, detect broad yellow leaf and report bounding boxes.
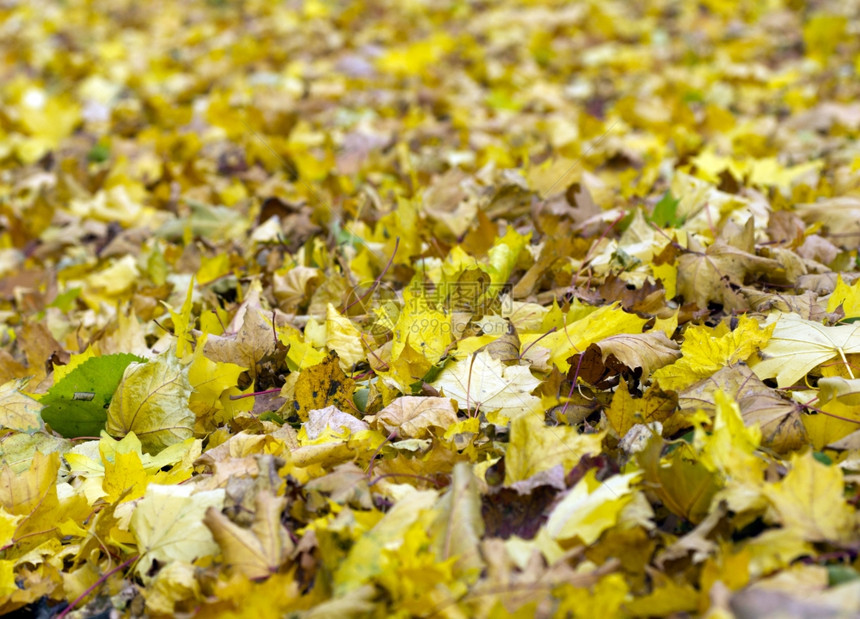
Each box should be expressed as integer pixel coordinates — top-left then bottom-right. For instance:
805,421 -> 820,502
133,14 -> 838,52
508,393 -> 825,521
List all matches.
0,379 -> 42,433
654,315 -> 773,391
106,352 -> 194,454
764,451 -> 854,543
432,351 -> 541,418
504,413 -> 604,488
334,490 -> 438,595
366,396 -> 458,439
204,490 -> 294,580
751,313 -> 860,388
594,331 -> 680,379
325,303 -> 366,370
528,303 -> 648,372
546,470 -> 640,544
428,463 -> 485,574
131,484 -> 225,578
293,353 -> 356,421
144,562 -> 201,616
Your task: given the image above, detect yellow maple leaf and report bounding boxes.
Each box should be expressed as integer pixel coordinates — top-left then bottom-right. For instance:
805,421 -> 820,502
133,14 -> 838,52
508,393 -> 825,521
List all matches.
106,351 -> 195,454
131,484 -> 225,579
166,278 -> 195,358
325,303 -> 366,370
751,313 -> 860,387
376,33 -> 455,77
188,335 -> 247,423
694,391 -> 766,513
525,303 -> 648,372
0,379 -> 42,433
546,470 -> 640,545
432,351 -> 541,418
504,413 -> 604,486
204,490 -> 294,580
653,315 -> 773,391
826,275 -> 860,319
333,490 -> 438,595
366,396 -> 458,439
390,287 -> 452,366
764,451 -> 854,543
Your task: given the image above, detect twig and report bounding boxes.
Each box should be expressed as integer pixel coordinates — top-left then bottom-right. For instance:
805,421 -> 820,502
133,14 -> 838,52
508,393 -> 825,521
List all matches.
56,555 -> 138,619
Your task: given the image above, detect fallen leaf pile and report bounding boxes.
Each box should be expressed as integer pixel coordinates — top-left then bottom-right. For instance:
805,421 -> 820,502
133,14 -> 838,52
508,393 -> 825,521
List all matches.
3,0 -> 860,616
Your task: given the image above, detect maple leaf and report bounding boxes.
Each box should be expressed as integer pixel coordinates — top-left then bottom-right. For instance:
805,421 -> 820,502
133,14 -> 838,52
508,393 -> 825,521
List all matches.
202,281 -> 279,379
292,352 -> 356,421
106,351 -> 194,454
679,364 -> 807,453
751,313 -> 860,387
428,462 -> 485,575
0,380 -> 42,433
545,470 -> 641,545
764,451 -> 855,543
366,396 -> 458,439
528,303 -> 648,373
594,330 -> 680,378
503,413 -> 604,490
131,484 -> 225,578
432,351 -> 541,417
204,490 -> 294,580
653,315 -> 773,392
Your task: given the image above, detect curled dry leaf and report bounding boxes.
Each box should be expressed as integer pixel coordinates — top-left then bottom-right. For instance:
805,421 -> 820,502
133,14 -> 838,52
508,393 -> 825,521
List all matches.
594,331 -> 680,379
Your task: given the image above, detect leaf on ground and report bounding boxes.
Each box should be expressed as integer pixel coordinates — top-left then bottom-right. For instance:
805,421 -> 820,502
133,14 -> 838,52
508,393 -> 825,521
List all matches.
653,316 -> 774,392
333,490 -> 438,595
428,462 -> 485,574
293,353 -> 356,421
531,304 -> 648,373
677,241 -> 780,310
607,379 -> 678,437
106,352 -> 194,454
131,483 -> 225,578
595,331 -> 680,379
679,364 -> 807,454
432,351 -> 541,418
366,396 -> 458,438
204,490 -> 294,580
202,281 -> 278,379
41,353 -> 145,438
0,380 -> 42,433
546,470 -> 640,545
764,451 -> 854,543
325,303 -> 366,370
751,313 -> 860,388
302,405 -> 369,441
504,413 -> 604,490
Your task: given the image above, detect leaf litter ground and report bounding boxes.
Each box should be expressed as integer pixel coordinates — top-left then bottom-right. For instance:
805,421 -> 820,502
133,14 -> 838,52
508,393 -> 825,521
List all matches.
2,0 -> 860,616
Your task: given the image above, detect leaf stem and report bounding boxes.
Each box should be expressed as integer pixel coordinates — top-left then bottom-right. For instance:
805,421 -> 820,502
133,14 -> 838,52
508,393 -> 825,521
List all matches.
229,388 -> 283,400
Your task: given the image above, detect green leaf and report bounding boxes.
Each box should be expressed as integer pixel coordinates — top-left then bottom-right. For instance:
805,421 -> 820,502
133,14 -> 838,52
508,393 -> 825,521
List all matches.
41,353 -> 146,438
87,143 -> 110,163
828,565 -> 859,586
650,190 -> 682,228
812,451 -> 833,466
48,287 -> 81,312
